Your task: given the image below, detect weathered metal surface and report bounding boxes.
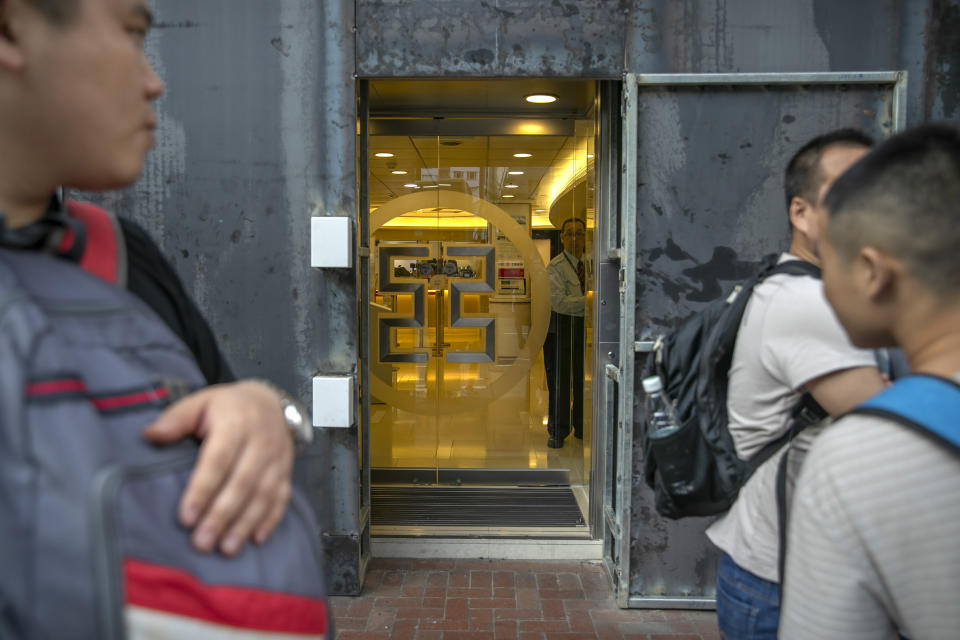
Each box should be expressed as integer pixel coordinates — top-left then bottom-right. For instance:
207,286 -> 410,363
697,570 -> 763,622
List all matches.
924,0 -> 960,120
625,0 -> 899,74
357,0 -> 628,77
627,79 -> 896,600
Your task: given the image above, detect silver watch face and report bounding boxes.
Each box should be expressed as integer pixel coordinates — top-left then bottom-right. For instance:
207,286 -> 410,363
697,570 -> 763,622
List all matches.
282,400 -> 312,444
283,402 -> 305,427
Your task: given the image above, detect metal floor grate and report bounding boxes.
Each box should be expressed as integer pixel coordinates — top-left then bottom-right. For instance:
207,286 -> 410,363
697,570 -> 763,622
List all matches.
371,486 -> 585,527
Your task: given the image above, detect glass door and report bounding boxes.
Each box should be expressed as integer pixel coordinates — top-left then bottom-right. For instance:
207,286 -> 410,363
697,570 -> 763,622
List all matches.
366,80 -> 597,517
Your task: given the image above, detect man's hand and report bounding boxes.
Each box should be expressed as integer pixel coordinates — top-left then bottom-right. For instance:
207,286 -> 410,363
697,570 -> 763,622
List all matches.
142,380 -> 294,556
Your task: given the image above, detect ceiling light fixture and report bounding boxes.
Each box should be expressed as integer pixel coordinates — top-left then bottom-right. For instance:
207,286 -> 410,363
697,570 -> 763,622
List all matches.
391,170 -> 407,175
502,194 -> 515,198
587,154 -> 594,159
524,93 -> 558,104
513,153 -> 532,158
375,152 -> 394,158
404,183 -> 418,188
504,184 -> 519,189
508,170 -> 524,175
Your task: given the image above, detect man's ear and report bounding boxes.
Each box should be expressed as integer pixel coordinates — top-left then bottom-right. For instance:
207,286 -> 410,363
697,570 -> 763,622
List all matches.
0,0 -> 27,72
858,246 -> 899,302
788,196 -> 813,235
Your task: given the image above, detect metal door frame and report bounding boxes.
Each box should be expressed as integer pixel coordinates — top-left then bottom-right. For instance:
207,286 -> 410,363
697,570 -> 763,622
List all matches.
602,71 -> 907,608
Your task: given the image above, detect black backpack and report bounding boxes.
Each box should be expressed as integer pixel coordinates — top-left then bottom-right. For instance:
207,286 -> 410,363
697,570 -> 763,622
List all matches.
641,253 -> 827,519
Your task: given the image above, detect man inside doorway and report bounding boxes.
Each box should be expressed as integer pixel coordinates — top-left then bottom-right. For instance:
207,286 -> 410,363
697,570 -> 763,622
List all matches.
544,217 -> 588,448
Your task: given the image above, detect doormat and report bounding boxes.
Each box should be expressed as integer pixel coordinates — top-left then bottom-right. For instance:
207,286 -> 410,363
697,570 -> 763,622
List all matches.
371,486 -> 585,527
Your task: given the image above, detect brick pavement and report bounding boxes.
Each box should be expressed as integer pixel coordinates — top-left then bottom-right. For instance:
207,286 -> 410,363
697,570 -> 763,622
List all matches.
330,558 -> 720,640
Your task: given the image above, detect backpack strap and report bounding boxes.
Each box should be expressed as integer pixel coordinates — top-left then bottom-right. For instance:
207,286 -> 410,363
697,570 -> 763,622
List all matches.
765,258 -> 822,280
850,374 -> 960,452
62,201 -> 128,287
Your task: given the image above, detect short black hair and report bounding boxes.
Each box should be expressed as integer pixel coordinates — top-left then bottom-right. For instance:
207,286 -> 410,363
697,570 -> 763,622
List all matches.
825,123 -> 960,294
24,0 -> 78,25
560,218 -> 585,234
784,128 -> 875,210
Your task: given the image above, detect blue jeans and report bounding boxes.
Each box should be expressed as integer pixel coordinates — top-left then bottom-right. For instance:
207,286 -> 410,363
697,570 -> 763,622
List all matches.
716,552 -> 780,640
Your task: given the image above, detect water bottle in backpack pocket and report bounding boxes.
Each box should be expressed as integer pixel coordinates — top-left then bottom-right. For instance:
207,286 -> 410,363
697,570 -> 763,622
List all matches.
642,376 -> 706,503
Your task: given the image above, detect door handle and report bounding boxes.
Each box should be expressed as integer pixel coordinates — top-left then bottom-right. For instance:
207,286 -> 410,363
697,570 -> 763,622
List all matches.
634,340 -> 656,353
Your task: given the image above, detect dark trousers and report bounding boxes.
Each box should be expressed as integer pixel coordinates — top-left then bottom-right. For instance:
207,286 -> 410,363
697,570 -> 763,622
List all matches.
543,312 -> 584,440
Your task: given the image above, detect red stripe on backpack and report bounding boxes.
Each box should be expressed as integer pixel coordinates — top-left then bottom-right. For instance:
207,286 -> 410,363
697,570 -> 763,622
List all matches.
124,558 -> 329,635
64,201 -> 124,285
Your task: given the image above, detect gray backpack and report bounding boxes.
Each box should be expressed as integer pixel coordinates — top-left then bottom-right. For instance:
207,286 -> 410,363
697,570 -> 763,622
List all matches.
0,203 -> 330,639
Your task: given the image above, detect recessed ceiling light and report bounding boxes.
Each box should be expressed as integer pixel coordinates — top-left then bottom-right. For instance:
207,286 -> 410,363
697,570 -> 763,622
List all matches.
439,183 -> 451,187
534,209 -> 545,213
513,153 -> 532,158
404,183 -> 418,188
422,184 -> 438,189
525,93 -> 558,104
502,194 -> 515,198
375,152 -> 394,158
505,184 -> 519,189
508,170 -> 524,175
391,170 -> 407,175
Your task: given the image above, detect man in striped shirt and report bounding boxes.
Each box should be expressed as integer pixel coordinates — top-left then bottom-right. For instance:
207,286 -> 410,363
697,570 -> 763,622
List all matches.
780,124 -> 960,639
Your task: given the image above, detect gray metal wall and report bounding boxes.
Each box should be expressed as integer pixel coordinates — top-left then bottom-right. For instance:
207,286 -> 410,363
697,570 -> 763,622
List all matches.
90,0 -> 958,597
627,79 -> 899,601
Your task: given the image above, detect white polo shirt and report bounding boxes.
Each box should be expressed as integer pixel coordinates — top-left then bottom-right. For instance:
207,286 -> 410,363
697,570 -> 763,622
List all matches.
705,253 -> 876,582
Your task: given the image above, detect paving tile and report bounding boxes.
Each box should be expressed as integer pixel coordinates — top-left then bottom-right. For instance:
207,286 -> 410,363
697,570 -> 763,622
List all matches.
469,598 -> 518,609
395,607 -> 445,621
445,598 -> 469,622
493,572 -> 516,588
389,620 -> 418,640
338,633 -> 391,640
449,570 -> 471,587
494,620 -> 519,640
518,619 -> 571,633
365,606 -> 397,631
538,598 -> 566,619
449,587 -> 496,599
471,571 -> 494,588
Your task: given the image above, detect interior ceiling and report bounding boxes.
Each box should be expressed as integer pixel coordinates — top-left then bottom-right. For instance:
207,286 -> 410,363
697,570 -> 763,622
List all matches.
367,79 -> 596,219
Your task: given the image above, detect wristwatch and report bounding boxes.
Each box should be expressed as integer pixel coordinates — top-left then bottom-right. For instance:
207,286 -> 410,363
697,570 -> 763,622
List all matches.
257,380 -> 313,452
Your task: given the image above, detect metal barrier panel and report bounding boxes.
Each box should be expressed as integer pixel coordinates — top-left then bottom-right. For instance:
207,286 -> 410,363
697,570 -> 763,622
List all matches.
620,72 -> 905,607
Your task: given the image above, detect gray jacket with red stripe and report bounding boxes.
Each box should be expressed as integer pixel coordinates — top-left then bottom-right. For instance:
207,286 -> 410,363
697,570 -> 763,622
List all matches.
0,203 -> 329,639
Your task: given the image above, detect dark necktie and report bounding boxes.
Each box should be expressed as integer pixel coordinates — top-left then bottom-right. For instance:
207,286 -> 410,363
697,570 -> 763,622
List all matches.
576,260 -> 585,294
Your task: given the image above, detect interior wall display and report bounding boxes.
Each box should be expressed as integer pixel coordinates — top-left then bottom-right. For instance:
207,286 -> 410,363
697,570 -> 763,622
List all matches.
491,204 -> 531,300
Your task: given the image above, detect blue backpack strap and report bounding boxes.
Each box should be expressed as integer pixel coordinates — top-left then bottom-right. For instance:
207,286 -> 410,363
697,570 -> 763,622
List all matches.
851,374 -> 960,452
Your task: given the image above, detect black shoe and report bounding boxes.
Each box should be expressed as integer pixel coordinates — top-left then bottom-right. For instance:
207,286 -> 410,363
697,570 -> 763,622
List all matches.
547,436 -> 564,448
